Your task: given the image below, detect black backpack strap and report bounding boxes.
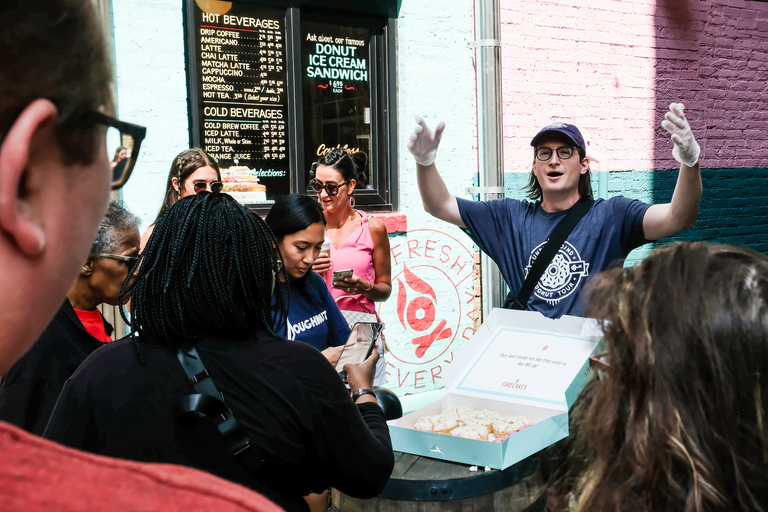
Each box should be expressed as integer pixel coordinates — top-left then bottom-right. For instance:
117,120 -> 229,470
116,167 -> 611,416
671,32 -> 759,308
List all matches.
504,197 -> 595,310
174,346 -> 266,471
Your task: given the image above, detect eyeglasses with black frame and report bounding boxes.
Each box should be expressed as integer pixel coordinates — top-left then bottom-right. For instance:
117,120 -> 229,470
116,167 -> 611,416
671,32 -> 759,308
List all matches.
309,178 -> 349,196
534,146 -> 577,162
88,110 -> 147,190
192,181 -> 224,193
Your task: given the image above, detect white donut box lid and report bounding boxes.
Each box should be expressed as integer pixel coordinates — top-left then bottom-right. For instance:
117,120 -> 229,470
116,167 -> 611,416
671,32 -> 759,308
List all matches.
387,308 -> 603,470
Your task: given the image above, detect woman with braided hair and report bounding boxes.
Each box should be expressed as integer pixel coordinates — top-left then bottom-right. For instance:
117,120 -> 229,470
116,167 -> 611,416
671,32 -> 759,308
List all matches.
44,193 -> 395,512
552,242 -> 768,512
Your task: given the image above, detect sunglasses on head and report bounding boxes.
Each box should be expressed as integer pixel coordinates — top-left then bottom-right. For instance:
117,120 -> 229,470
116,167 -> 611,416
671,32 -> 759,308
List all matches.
192,181 -> 224,193
309,178 -> 349,196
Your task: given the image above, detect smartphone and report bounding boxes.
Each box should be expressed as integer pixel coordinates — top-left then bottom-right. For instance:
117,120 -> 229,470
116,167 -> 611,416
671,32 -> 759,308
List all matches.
336,322 -> 383,383
332,269 -> 354,282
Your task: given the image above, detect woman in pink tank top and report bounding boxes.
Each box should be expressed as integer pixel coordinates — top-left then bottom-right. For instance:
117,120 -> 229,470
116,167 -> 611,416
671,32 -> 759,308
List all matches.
311,149 -> 392,311
311,149 -> 392,389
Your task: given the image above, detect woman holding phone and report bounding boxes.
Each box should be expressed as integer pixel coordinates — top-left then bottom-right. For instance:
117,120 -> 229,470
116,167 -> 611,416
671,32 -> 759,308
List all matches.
265,194 -> 351,366
310,149 -> 392,385
310,150 -> 391,307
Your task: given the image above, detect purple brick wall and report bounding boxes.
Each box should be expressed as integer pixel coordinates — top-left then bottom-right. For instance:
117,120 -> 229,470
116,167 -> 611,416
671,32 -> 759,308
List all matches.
500,0 -> 768,174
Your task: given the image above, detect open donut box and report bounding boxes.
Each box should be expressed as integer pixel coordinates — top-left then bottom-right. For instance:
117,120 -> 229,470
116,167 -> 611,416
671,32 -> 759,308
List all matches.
387,308 -> 603,470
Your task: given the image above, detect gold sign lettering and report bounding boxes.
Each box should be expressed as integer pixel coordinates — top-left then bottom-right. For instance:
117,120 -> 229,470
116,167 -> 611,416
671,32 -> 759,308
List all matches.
315,143 -> 361,156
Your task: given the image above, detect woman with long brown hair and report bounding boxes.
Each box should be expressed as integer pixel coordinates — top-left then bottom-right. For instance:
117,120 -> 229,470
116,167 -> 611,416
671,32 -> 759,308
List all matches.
139,148 -> 222,250
310,149 -> 392,385
559,242 -> 768,512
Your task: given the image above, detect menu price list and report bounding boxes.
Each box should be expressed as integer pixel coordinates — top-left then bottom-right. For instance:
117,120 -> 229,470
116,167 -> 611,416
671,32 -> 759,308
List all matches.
202,119 -> 286,163
193,4 -> 291,200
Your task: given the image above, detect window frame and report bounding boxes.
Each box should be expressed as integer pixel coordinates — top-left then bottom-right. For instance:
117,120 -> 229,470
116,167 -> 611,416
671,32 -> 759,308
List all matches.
183,0 -> 398,214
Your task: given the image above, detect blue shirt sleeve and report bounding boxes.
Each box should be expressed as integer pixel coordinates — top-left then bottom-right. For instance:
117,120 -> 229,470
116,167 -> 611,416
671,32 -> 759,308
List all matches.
457,197 -> 525,266
610,196 -> 652,250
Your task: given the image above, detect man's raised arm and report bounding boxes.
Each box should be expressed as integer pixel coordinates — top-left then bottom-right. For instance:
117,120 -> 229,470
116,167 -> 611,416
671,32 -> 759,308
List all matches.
643,103 -> 703,241
407,117 -> 466,228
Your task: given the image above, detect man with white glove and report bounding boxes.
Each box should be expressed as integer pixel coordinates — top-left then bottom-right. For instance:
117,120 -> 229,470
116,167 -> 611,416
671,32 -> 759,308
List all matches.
408,104 -> 702,318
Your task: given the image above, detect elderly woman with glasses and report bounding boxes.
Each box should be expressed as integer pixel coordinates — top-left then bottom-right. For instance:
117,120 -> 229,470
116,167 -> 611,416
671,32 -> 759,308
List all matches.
139,148 -> 223,250
310,149 -> 392,385
0,201 -> 140,435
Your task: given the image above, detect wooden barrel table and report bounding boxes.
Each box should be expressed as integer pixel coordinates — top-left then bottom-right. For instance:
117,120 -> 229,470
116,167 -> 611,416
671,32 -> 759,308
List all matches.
331,451 -> 545,512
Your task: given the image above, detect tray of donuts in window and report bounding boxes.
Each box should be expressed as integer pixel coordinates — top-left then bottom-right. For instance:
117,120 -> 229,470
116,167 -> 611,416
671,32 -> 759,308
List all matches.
412,406 -> 533,442
220,166 -> 267,203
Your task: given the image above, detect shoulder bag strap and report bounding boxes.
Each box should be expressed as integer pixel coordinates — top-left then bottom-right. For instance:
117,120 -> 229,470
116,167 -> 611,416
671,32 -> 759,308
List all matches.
335,294 -> 374,315
504,197 -> 595,310
174,346 -> 266,471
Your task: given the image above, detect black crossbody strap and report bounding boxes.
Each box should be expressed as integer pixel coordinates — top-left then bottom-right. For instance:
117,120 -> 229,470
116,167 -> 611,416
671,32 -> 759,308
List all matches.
504,197 -> 595,310
174,347 -> 265,471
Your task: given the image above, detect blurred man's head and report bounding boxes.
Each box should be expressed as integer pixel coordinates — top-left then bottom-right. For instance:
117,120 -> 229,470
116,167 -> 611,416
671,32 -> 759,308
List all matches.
0,0 -> 116,374
0,0 -> 114,164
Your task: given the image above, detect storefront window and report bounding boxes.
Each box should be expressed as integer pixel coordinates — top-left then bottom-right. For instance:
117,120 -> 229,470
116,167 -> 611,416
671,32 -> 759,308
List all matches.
301,19 -> 371,189
184,0 -> 396,211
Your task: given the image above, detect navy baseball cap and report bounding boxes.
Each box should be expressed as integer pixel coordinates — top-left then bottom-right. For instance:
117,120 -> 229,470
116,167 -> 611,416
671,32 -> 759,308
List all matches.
530,122 -> 586,153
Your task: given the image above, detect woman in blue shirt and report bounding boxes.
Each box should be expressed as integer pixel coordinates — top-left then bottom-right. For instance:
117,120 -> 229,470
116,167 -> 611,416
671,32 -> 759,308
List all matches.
266,194 -> 351,366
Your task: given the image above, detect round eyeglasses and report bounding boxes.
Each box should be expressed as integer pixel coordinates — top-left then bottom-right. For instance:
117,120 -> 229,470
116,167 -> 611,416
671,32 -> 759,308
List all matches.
534,146 -> 577,162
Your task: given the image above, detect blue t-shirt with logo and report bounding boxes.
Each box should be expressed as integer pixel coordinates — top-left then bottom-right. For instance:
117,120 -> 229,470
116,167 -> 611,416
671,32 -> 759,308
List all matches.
457,196 -> 651,318
272,272 -> 351,352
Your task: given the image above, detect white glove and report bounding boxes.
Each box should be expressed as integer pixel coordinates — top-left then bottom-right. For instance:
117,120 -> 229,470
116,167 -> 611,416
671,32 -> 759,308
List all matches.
407,116 -> 446,166
662,103 -> 700,167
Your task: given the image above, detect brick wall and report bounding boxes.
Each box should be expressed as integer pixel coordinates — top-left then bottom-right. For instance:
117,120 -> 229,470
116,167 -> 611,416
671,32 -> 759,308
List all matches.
500,0 -> 768,260
500,0 -> 768,172
653,0 -> 768,169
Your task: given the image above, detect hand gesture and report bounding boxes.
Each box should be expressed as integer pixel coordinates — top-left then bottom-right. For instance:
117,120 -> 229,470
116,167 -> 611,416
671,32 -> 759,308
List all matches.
332,273 -> 372,295
662,103 -> 700,167
407,116 -> 446,166
344,347 -> 379,393
321,345 -> 344,366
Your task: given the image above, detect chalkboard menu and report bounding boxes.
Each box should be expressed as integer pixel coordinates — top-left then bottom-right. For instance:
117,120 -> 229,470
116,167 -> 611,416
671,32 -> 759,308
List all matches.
189,2 -> 289,203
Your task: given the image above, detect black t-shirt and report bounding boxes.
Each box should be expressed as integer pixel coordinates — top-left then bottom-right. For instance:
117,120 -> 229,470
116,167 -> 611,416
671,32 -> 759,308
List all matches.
44,331 -> 393,512
0,300 -> 109,435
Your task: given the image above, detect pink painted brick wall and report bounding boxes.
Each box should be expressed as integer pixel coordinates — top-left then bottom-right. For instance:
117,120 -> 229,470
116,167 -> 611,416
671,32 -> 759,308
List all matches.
371,213 -> 408,234
500,0 -> 768,172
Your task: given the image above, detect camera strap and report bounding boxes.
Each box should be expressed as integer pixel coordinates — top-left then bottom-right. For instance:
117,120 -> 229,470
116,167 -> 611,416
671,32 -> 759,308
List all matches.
174,346 -> 266,471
